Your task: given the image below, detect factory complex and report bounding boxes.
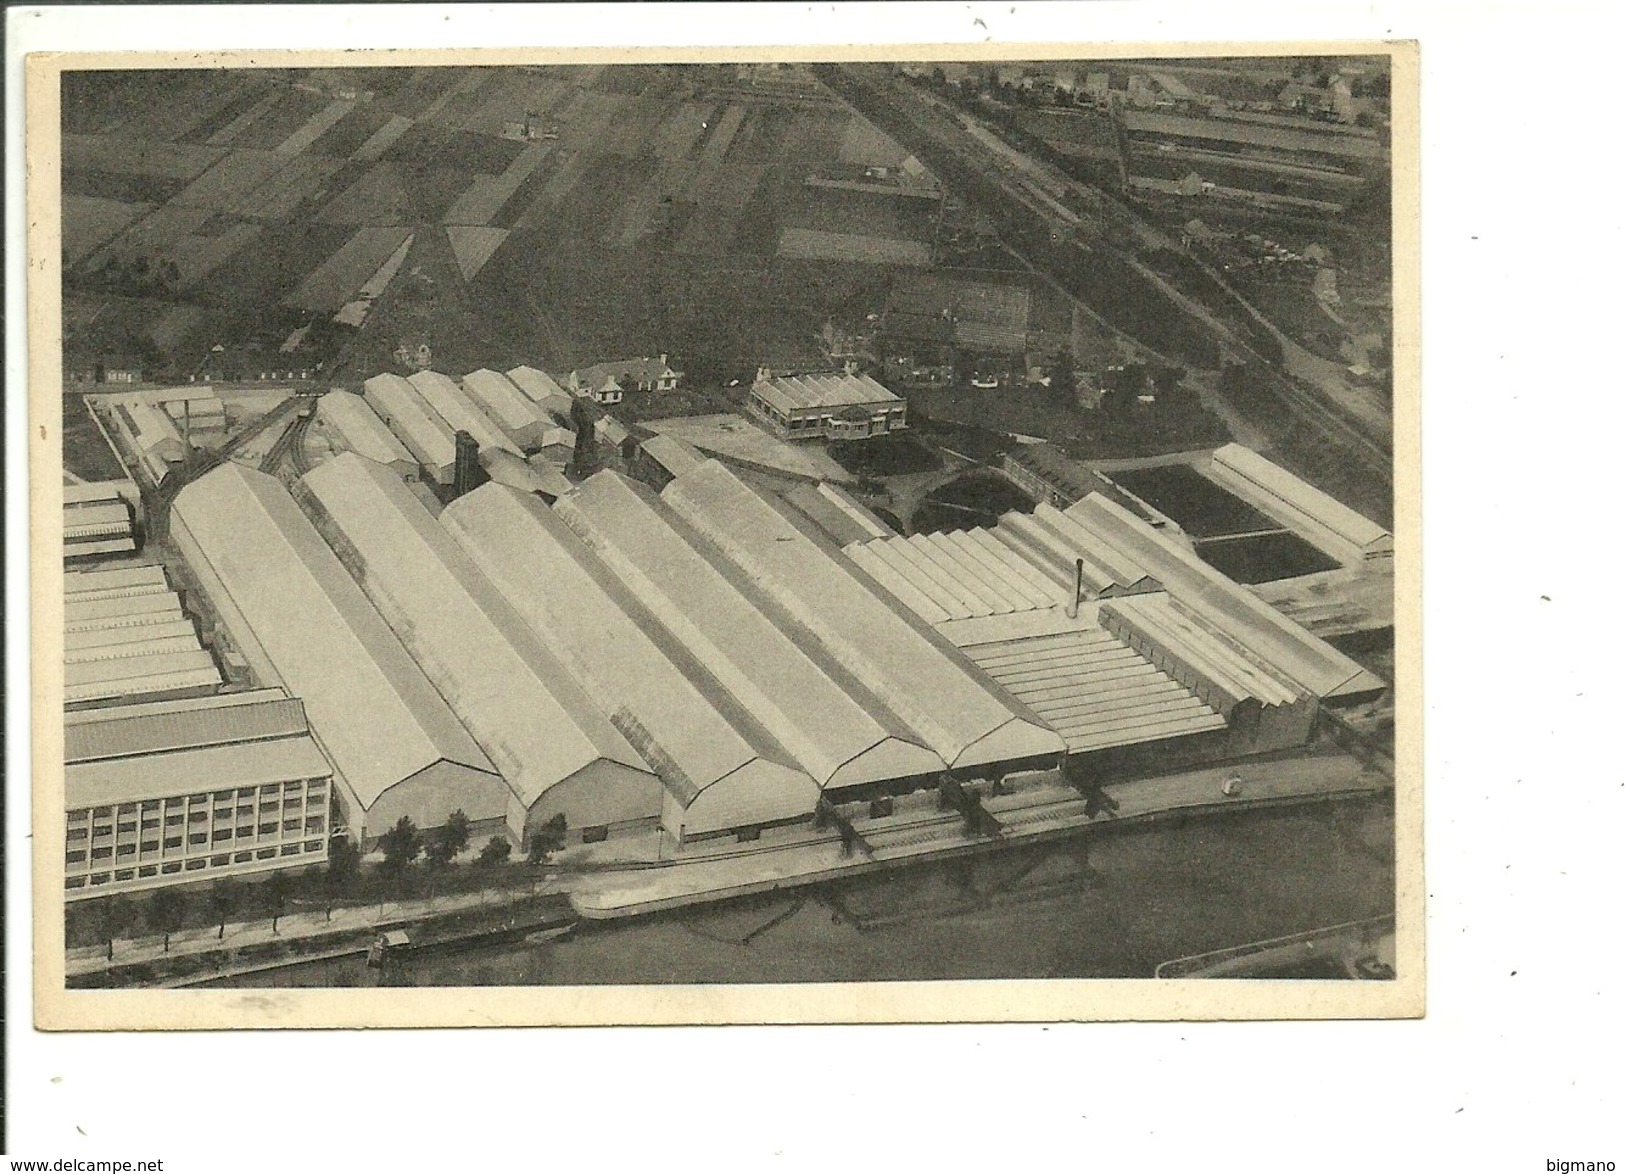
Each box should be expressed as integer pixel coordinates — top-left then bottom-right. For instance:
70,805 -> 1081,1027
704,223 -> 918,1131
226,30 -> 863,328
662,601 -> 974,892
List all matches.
59,358 -> 1391,904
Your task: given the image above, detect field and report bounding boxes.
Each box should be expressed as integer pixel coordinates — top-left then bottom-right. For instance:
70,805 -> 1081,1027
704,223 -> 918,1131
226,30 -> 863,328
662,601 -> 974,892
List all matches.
58,65 -> 1040,389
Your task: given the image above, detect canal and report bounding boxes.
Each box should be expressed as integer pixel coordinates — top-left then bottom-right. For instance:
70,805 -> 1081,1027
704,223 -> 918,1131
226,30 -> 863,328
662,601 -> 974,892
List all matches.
202,796 -> 1394,988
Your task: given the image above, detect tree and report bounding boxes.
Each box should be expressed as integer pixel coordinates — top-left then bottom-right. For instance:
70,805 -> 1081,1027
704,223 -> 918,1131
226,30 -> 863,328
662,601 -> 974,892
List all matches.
95,895 -> 136,962
267,870 -> 293,934
208,878 -> 244,941
147,887 -> 188,953
476,837 -> 512,867
423,825 -> 458,869
324,836 -> 361,920
442,809 -> 470,858
379,816 -> 422,874
527,814 -> 567,864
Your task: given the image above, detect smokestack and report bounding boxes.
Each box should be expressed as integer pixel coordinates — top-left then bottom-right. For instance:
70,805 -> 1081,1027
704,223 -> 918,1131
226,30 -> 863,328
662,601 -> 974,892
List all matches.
453,430 -> 484,498
1066,557 -> 1083,619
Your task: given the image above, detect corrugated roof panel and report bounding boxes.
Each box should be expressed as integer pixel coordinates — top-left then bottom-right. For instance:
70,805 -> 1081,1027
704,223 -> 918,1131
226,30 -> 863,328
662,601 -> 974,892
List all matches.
67,735 -> 332,809
170,462 -> 498,809
64,538 -> 138,559
295,453 -> 655,813
859,538 -> 974,621
897,536 -> 997,617
65,590 -> 183,625
441,484 -> 819,818
66,648 -> 218,689
407,370 -> 520,456
555,472 -> 947,787
1032,502 -> 1153,589
963,527 -> 1067,604
663,461 -> 1064,768
843,541 -> 953,625
918,533 -> 1033,614
65,564 -> 168,596
65,617 -> 198,653
66,694 -> 309,763
66,634 -> 203,665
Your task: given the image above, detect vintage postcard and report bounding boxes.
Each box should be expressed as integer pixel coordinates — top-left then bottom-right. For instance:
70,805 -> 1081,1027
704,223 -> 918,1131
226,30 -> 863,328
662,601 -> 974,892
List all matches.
28,39 -> 1420,1029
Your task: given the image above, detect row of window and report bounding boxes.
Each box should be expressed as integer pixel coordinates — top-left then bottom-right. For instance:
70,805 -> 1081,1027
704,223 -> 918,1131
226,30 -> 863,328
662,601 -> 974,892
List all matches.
64,839 -> 326,890
67,779 -> 324,823
70,803 -> 318,839
66,815 -> 328,866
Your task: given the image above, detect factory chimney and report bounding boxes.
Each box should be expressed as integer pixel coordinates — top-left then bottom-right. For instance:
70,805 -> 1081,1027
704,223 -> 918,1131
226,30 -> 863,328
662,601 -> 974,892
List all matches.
453,430 -> 485,498
1065,557 -> 1084,619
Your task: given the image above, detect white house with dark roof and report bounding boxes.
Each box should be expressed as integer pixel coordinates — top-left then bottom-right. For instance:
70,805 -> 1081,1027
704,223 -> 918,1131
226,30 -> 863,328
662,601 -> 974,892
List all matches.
566,355 -> 682,404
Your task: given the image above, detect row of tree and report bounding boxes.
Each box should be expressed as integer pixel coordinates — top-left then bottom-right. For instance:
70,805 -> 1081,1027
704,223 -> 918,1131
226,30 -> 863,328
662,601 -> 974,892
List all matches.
81,809 -> 578,962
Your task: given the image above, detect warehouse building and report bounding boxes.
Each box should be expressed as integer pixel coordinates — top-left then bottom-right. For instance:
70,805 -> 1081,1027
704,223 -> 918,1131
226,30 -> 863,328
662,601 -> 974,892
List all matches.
1003,444 -> 1119,509
65,689 -> 332,899
64,484 -> 137,563
1205,443 -> 1394,565
461,369 -> 557,450
442,484 -> 822,844
362,373 -> 458,484
65,564 -> 221,707
505,365 -> 577,424
294,454 -> 661,846
632,433 -> 706,490
776,481 -> 895,547
663,461 -> 1065,774
842,485 -> 1382,768
746,367 -> 908,441
553,473 -> 949,796
145,386 -> 227,436
316,391 -> 418,480
110,397 -> 189,487
406,370 -> 521,458
170,463 -> 505,845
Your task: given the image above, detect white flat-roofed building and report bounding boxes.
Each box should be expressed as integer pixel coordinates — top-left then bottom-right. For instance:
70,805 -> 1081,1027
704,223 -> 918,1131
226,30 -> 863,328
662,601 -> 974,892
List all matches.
554,472 -> 948,794
294,453 -> 660,846
316,391 -> 418,479
443,484 -> 822,844
460,369 -> 556,450
170,463 -> 505,845
747,368 -> 907,441
1205,443 -> 1394,565
64,689 -> 332,899
663,461 -> 1064,774
406,370 -> 520,457
362,373 -> 457,484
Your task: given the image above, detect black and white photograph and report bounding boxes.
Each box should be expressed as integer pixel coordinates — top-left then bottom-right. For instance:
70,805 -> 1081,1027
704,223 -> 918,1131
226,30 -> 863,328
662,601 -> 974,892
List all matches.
15,1 -> 1625,1170
29,39 -> 1417,1026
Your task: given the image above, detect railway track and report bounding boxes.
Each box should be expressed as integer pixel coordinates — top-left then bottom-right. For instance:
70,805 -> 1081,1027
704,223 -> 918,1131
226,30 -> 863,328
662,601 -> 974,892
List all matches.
814,64 -> 1393,509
